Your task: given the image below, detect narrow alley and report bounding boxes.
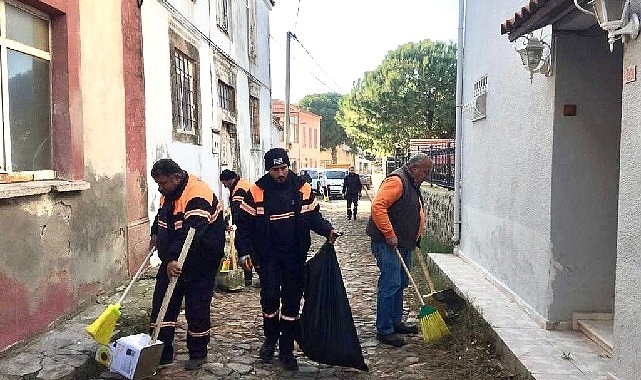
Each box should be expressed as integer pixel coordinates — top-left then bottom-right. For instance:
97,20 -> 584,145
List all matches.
0,197 -> 515,380
146,200 -> 388,380
91,198 -> 514,380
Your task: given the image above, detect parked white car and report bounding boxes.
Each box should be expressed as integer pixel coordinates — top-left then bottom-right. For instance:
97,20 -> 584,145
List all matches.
320,169 -> 348,199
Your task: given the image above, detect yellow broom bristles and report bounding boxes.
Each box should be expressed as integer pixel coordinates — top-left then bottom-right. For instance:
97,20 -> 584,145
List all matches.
86,303 -> 121,345
418,305 -> 449,343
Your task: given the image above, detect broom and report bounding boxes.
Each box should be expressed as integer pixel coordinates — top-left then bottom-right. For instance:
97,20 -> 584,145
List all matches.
393,248 -> 449,343
86,248 -> 155,344
414,248 -> 465,320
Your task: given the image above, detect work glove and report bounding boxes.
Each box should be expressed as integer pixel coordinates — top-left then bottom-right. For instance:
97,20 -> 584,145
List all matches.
239,255 -> 253,271
327,230 -> 341,245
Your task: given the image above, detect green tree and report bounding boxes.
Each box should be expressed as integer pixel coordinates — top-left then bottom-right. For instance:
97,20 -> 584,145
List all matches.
298,92 -> 348,163
337,40 -> 456,155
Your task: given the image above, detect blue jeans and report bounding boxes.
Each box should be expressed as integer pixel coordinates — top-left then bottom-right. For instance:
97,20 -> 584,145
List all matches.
372,241 -> 411,336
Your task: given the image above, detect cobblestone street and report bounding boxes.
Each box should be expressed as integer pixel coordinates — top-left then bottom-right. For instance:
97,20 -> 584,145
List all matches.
112,198 -> 429,380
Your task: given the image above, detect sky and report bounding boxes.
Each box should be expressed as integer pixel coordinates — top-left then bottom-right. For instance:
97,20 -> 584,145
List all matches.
269,0 -> 459,103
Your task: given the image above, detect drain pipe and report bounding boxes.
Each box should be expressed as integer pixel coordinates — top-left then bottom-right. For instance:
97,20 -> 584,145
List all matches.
452,0 -> 465,246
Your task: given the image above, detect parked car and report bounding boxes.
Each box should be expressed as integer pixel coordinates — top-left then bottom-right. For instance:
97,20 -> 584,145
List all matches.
359,173 -> 372,190
320,168 -> 348,199
300,167 -> 322,194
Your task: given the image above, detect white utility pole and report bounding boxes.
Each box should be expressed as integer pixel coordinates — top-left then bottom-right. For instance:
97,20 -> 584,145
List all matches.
284,31 -> 292,149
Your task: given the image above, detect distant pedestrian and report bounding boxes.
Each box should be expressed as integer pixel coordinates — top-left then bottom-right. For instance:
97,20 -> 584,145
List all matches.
235,148 -> 338,371
342,166 -> 362,220
148,159 -> 225,370
366,153 -> 433,347
220,169 -> 256,286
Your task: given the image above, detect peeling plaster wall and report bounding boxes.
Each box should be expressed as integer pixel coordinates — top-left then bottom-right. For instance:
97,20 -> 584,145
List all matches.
0,2 -> 128,351
459,0 -> 555,321
77,0 -> 128,277
614,0 -> 641,376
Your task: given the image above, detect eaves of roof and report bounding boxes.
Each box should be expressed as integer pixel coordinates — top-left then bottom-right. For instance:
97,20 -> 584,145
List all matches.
500,0 -> 578,41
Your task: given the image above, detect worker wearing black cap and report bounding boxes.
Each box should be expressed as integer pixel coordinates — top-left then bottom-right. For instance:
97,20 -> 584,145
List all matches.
220,169 -> 255,286
235,148 -> 339,371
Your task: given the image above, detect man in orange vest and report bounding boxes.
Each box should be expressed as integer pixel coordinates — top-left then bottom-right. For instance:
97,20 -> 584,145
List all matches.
235,148 -> 338,371
220,169 -> 255,286
149,159 -> 225,370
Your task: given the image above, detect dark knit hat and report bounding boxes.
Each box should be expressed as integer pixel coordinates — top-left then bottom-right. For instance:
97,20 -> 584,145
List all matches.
220,169 -> 237,181
264,148 -> 290,170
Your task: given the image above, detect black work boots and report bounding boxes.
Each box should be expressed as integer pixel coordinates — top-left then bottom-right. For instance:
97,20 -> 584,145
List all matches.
279,354 -> 299,370
258,342 -> 276,363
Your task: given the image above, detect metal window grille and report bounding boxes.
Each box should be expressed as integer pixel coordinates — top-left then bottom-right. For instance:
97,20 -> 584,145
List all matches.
218,80 -> 235,112
217,0 -> 229,34
463,75 -> 487,121
250,96 -> 260,144
172,49 -> 196,134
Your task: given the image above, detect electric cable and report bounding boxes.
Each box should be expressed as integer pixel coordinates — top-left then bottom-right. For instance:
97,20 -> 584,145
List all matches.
269,34 -> 340,93
290,34 -> 344,90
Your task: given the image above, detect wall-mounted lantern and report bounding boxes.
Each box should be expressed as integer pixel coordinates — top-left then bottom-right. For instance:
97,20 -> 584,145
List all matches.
515,34 -> 552,82
574,0 -> 640,52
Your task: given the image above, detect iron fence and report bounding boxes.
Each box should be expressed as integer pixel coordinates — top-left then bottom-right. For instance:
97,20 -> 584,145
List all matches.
386,141 -> 456,190
422,142 -> 455,190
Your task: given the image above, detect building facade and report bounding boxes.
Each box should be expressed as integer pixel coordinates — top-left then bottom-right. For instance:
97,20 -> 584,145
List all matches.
0,0 -> 146,351
141,0 -> 274,216
461,0 -> 641,377
271,99 -> 322,173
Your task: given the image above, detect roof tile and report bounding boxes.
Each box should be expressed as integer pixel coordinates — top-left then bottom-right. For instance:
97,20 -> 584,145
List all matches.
501,0 -> 549,35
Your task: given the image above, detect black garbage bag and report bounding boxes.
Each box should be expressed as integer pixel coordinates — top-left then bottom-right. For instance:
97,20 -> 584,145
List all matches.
299,242 -> 369,372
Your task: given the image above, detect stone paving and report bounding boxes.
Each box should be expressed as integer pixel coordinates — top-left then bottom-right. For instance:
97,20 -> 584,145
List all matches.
119,198 -> 434,380
0,197 -> 513,380
0,191 -> 616,380
0,198 -> 432,380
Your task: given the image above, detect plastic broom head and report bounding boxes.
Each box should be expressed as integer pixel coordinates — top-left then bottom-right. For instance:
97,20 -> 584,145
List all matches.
418,304 -> 449,343
418,304 -> 438,319
85,303 -> 121,345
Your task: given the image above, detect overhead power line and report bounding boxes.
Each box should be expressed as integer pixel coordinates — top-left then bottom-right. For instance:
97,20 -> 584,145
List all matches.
289,34 -> 344,91
269,33 -> 340,94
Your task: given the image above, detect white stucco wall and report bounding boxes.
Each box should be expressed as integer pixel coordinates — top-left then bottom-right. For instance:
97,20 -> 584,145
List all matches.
459,0 -> 555,322
614,0 -> 641,376
549,33 -> 620,322
141,0 -> 273,217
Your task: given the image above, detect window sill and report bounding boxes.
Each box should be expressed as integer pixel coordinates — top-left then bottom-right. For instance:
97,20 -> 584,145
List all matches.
0,180 -> 90,199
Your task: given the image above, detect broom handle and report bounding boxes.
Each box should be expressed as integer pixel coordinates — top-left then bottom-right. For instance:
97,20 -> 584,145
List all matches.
117,248 -> 155,305
152,227 -> 195,342
393,248 -> 425,306
414,248 -> 436,294
229,210 -> 237,270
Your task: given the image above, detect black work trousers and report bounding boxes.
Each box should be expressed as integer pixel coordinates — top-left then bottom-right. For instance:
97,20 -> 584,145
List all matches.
149,264 -> 215,361
259,252 -> 304,357
346,194 -> 359,219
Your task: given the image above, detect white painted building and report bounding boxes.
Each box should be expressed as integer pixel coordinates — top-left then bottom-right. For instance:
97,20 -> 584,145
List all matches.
459,0 -> 641,377
140,0 -> 275,216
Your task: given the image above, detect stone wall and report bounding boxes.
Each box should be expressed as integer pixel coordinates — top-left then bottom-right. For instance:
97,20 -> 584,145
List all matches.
421,186 -> 454,246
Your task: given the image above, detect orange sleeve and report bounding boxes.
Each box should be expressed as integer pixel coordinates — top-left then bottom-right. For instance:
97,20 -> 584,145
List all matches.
371,176 -> 403,239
